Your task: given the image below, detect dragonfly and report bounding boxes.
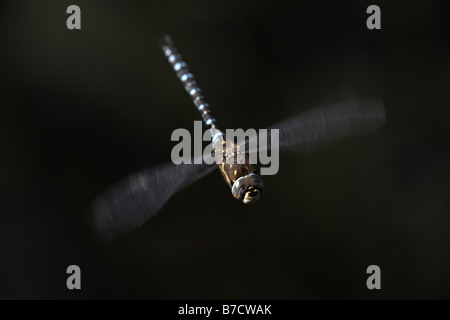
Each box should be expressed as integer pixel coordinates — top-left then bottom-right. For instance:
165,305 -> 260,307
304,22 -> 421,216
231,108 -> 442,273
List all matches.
91,35 -> 386,241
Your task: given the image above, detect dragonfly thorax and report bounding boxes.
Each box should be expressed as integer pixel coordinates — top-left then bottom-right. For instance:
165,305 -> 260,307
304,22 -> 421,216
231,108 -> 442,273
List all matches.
212,131 -> 263,204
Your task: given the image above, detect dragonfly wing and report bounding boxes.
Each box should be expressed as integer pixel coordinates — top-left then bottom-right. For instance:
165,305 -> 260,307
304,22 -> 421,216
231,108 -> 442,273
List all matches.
91,161 -> 216,241
243,99 -> 386,154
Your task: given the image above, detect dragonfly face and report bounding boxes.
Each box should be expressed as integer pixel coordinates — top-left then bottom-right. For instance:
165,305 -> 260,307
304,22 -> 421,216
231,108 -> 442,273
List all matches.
232,173 -> 264,204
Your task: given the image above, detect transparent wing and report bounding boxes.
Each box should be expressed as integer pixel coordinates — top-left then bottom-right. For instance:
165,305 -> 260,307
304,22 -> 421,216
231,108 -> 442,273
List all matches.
91,161 -> 216,241
243,99 -> 386,154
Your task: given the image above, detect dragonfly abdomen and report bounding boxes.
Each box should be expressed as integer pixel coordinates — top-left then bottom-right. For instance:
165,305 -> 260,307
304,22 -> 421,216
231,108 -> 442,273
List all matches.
160,35 -> 218,129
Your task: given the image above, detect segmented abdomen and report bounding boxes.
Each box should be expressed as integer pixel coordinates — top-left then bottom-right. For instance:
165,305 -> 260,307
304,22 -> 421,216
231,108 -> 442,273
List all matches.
160,36 -> 217,129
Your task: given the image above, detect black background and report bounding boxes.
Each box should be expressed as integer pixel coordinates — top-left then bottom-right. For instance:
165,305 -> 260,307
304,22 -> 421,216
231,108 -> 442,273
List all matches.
1,0 -> 449,299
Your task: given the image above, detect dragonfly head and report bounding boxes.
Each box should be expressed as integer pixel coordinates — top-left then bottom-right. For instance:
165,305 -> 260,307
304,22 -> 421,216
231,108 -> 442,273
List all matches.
231,173 -> 264,204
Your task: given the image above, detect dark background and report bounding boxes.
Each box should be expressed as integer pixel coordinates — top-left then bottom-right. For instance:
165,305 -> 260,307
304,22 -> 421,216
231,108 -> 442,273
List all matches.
1,0 -> 449,299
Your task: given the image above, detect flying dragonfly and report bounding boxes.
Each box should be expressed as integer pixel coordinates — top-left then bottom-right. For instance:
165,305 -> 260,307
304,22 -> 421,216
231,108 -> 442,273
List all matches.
91,35 -> 386,241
